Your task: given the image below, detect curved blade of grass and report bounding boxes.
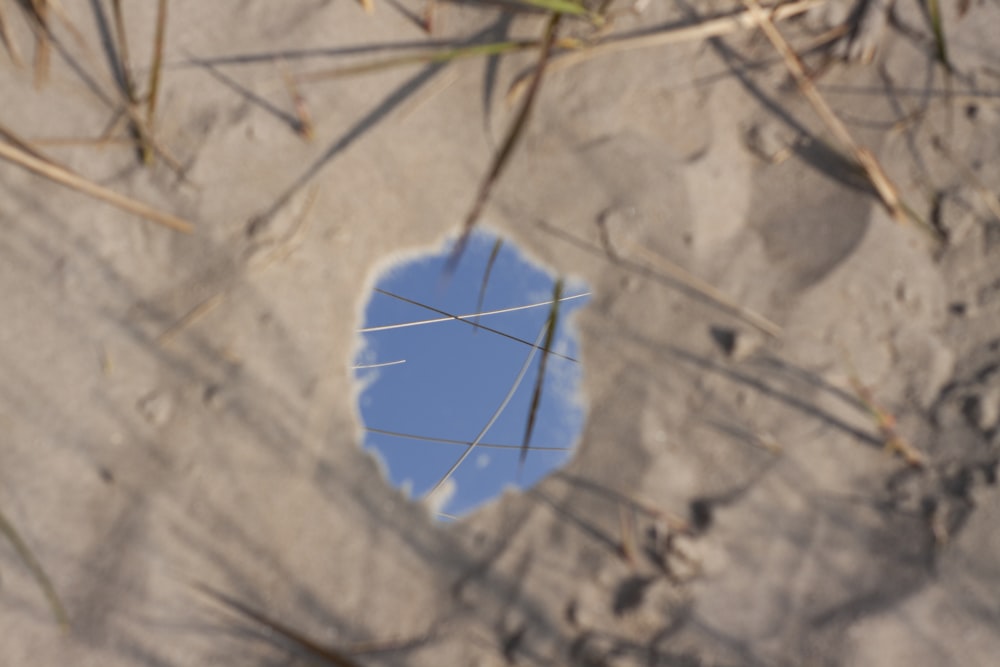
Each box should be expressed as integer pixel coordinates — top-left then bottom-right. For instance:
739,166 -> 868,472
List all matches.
190,581 -> 364,667
374,288 -> 577,362
0,507 -> 69,628
426,318 -> 551,498
445,12 -> 562,274
473,237 -> 504,333
519,278 -> 562,476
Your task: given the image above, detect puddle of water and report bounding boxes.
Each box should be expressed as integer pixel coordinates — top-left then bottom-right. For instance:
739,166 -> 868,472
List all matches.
354,231 -> 590,519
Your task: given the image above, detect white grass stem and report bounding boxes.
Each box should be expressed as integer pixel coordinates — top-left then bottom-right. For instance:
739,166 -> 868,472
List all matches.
424,319 -> 549,499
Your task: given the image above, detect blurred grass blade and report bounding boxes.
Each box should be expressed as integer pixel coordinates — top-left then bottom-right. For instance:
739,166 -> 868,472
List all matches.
144,0 -> 169,164
0,3 -> 25,66
473,237 -> 504,333
0,507 -> 69,628
28,0 -> 50,87
446,12 -> 562,273
296,40 -> 539,83
0,135 -> 194,233
506,0 -> 821,105
190,581 -> 364,667
111,0 -> 138,102
925,0 -> 950,70
513,0 -> 591,17
519,278 -> 563,475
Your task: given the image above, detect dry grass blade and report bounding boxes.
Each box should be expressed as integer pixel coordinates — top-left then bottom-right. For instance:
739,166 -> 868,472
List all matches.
0,2 -> 25,65
374,288 -> 578,361
0,506 -> 69,628
740,0 -> 928,234
847,374 -> 926,467
506,0 -> 822,104
28,0 -> 50,87
111,0 -> 162,164
144,0 -> 169,164
189,581 -> 365,667
358,0 -> 374,13
519,277 -> 562,475
282,63 -> 314,140
0,135 -> 194,233
473,236 -> 504,333
446,12 -> 562,273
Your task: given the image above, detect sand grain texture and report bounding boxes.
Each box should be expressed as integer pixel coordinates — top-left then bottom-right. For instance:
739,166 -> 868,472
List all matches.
1,1 -> 999,665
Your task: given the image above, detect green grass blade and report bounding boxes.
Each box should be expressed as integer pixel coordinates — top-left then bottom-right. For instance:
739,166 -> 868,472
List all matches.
446,12 -> 562,273
0,506 -> 69,628
143,0 -> 169,164
925,0 -> 951,70
473,237 -> 504,333
511,0 -> 589,16
190,581 -> 364,667
519,278 -> 563,476
296,40 -> 539,83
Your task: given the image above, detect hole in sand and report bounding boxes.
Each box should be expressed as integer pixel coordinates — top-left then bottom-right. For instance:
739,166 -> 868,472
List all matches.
354,231 -> 589,520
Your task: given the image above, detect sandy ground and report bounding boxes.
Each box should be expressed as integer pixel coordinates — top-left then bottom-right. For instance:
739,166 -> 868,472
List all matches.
1,1 -> 998,665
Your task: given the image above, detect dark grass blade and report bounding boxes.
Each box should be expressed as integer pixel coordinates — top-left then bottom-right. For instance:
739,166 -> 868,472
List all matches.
0,507 -> 69,628
472,237 -> 503,333
189,581 -> 365,667
374,288 -> 576,362
110,0 -> 138,102
143,0 -> 169,164
519,278 -> 563,476
445,12 -> 562,274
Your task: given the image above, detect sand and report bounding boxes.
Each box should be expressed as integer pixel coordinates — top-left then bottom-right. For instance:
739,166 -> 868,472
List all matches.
1,1 -> 998,664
